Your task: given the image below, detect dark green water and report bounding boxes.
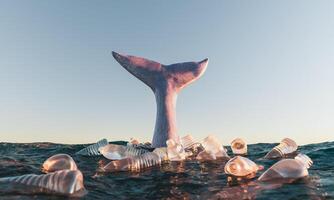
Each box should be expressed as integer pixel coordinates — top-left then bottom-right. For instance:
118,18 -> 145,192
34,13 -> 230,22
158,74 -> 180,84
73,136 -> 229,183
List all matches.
0,141 -> 333,199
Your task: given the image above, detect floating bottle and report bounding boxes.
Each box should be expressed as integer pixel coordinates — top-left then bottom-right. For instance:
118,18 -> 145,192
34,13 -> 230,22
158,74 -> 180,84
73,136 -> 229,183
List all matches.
0,170 -> 87,197
180,134 -> 203,158
201,135 -> 229,158
127,137 -> 140,145
196,150 -> 216,161
258,153 -> 313,181
153,147 -> 169,161
127,140 -> 154,151
101,152 -> 162,172
295,153 -> 313,168
99,144 -> 149,160
180,134 -> 197,149
264,138 -> 298,159
76,138 -> 108,156
231,138 -> 247,155
42,154 -> 77,173
166,139 -> 186,161
224,156 -> 262,179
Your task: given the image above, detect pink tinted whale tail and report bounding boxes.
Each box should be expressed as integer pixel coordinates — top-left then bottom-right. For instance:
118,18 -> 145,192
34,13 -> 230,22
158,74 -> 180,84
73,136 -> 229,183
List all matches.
112,52 -> 208,147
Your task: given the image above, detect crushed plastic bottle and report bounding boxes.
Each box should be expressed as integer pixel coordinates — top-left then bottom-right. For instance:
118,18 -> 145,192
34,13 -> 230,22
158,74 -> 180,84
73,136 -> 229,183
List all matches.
0,170 -> 87,197
258,153 -> 313,181
201,135 -> 229,158
76,138 -> 108,156
42,154 -> 77,173
101,152 -> 162,172
224,156 -> 261,179
99,144 -> 149,160
196,150 -> 216,161
180,134 -> 203,158
127,137 -> 140,145
153,147 -> 169,161
166,139 -> 186,161
264,138 -> 298,159
181,134 -> 197,149
127,141 -> 154,151
231,138 -> 247,155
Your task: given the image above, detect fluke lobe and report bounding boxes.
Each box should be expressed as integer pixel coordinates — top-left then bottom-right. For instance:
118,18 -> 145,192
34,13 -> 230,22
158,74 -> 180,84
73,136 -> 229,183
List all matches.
112,52 -> 208,148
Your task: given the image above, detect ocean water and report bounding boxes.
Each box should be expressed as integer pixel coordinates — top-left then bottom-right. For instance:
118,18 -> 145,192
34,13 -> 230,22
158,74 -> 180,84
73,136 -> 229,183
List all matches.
0,141 -> 333,199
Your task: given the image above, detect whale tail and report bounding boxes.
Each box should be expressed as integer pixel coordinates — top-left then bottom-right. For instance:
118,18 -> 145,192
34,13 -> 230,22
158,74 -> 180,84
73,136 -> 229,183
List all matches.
112,51 -> 208,147
112,51 -> 208,92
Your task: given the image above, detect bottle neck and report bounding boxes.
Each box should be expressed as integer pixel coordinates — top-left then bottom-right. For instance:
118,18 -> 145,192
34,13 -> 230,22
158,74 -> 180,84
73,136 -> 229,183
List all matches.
295,153 -> 313,168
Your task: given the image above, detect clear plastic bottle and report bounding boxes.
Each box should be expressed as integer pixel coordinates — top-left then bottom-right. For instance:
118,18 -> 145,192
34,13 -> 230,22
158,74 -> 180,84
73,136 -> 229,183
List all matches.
231,138 -> 247,155
76,138 -> 108,156
181,134 -> 196,149
99,144 -> 149,160
102,152 -> 162,172
224,156 -> 261,178
0,170 -> 87,197
127,137 -> 140,146
42,154 -> 77,173
264,138 -> 298,159
258,153 -> 313,181
196,150 -> 216,161
153,147 -> 169,161
201,135 -> 229,158
127,141 -> 154,151
166,139 -> 186,161
295,153 -> 313,169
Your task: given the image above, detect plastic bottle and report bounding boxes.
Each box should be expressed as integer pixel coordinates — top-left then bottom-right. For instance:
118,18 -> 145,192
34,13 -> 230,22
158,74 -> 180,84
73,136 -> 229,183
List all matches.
196,150 -> 216,160
127,141 -> 154,151
127,137 -> 140,145
201,135 -> 229,158
0,170 -> 87,197
231,138 -> 247,155
224,156 -> 261,178
180,134 -> 196,149
99,144 -> 149,160
102,152 -> 162,172
76,138 -> 108,156
258,153 -> 313,181
264,138 -> 297,159
153,147 -> 169,161
166,139 -> 186,161
42,154 -> 77,173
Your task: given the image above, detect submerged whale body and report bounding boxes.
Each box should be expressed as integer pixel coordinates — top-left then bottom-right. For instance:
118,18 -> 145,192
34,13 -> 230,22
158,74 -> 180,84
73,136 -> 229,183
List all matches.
0,170 -> 87,197
112,52 -> 209,148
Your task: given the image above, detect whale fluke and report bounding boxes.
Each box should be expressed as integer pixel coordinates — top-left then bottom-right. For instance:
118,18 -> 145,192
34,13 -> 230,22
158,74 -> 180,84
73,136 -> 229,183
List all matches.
112,52 -> 209,148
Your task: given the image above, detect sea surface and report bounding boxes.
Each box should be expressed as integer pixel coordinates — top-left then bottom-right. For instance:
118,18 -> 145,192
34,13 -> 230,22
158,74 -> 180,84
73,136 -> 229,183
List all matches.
0,141 -> 333,199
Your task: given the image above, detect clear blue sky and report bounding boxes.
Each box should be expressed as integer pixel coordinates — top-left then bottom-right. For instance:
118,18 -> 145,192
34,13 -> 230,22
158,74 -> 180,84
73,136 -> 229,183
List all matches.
0,1 -> 333,144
